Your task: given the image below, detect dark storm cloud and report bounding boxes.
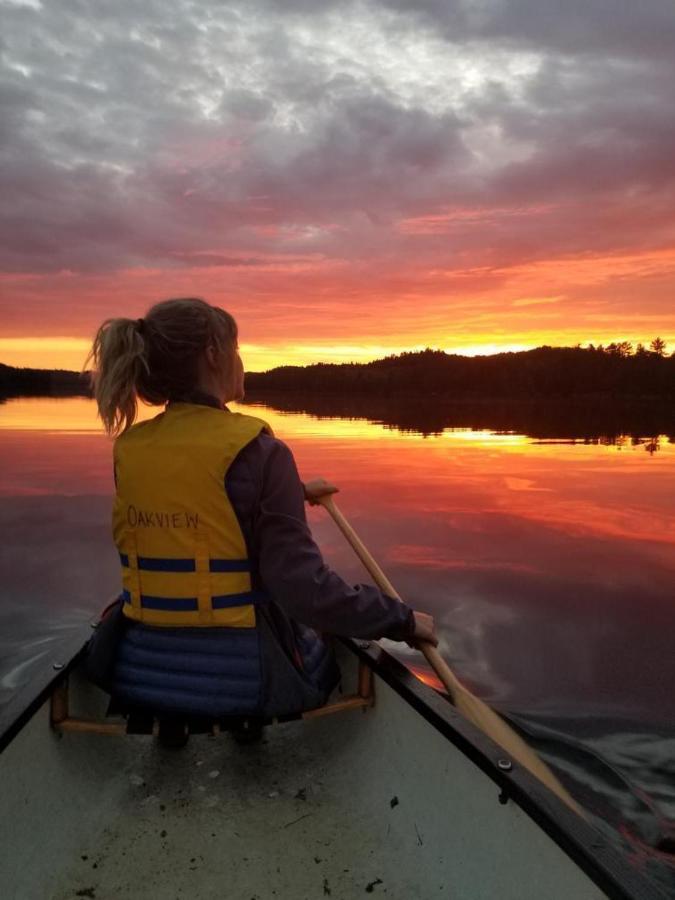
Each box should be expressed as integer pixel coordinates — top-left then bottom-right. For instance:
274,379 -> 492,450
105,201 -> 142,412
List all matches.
1,0 -> 674,276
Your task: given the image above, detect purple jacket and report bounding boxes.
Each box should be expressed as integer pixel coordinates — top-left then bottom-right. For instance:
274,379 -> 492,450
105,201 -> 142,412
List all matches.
226,422 -> 415,642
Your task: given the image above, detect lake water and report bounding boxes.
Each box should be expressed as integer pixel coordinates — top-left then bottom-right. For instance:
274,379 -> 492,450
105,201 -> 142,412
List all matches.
1,395 -> 674,892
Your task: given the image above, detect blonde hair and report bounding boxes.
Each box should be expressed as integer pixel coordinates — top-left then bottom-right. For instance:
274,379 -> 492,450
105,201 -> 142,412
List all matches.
86,298 -> 238,436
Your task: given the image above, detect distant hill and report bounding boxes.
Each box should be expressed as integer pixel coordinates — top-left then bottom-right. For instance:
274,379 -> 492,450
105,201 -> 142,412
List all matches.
245,345 -> 675,399
0,363 -> 91,400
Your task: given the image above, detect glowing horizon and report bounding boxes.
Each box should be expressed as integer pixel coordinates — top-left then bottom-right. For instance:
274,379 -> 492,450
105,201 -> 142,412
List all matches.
2,3 -> 675,368
0,332 -> 671,373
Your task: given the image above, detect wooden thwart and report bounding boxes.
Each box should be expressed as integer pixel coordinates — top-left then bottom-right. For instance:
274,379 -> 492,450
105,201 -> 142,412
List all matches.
50,680 -> 129,736
50,662 -> 374,737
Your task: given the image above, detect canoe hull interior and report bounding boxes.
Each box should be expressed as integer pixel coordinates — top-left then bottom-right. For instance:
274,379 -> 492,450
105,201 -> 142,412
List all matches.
0,638 -> 651,899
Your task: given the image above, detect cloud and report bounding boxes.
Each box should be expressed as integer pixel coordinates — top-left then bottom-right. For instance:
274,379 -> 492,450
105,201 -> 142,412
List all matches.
378,0 -> 675,62
0,0 -> 674,352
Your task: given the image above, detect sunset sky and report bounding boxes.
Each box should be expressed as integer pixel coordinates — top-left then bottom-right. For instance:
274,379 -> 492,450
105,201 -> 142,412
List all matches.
1,0 -> 674,371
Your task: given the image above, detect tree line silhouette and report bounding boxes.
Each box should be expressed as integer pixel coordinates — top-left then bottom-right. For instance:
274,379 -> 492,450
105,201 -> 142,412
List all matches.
0,363 -> 90,400
2,340 -> 673,402
244,341 -> 675,398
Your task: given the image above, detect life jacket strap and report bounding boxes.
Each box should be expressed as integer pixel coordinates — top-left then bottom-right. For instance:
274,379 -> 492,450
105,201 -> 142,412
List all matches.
126,534 -> 142,618
119,553 -> 250,573
121,589 -> 266,613
195,533 -> 212,626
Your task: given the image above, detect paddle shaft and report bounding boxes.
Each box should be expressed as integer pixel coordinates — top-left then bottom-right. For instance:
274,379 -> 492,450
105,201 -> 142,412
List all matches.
317,495 -> 464,699
316,493 -> 585,818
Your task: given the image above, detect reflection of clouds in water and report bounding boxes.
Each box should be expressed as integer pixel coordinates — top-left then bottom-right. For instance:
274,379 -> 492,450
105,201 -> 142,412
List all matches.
385,538 -> 675,725
504,476 -> 553,492
384,590 -> 519,704
389,543 -> 540,576
437,593 -> 519,704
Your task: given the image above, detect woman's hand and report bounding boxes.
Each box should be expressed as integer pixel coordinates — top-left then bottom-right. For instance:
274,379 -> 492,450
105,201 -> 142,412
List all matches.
304,478 -> 340,505
407,610 -> 439,648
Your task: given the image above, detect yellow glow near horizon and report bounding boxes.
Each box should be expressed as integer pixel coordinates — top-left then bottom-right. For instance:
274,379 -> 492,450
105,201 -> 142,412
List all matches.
1,334 -> 670,372
444,342 -> 532,356
0,338 -> 93,371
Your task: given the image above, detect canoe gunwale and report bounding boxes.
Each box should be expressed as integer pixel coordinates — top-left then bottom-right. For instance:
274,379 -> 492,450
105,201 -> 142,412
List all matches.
346,638 -> 669,900
0,625 -> 91,756
0,629 -> 668,900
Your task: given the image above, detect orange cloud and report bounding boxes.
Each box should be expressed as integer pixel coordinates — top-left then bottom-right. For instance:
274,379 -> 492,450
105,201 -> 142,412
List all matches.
1,244 -> 674,370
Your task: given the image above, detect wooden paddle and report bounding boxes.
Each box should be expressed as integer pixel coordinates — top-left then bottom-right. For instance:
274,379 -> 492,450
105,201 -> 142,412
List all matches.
316,492 -> 585,819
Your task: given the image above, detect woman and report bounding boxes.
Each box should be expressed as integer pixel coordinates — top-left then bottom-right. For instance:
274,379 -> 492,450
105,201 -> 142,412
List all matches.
87,297 -> 437,730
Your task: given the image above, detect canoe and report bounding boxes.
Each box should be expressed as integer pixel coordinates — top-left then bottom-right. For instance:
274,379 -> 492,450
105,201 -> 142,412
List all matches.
0,630 -> 664,900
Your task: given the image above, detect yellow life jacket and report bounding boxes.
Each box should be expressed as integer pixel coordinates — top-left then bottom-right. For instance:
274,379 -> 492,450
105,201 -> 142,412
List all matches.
112,403 -> 272,628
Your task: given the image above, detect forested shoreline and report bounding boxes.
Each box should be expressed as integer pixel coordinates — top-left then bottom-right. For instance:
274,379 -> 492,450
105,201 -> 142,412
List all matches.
0,363 -> 91,399
2,342 -> 673,402
244,343 -> 675,398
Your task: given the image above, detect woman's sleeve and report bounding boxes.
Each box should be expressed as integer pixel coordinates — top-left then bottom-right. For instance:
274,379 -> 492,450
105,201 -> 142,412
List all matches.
251,438 -> 415,641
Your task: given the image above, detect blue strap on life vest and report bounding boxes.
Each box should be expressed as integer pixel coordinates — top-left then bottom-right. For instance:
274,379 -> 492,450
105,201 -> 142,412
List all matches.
121,588 -> 267,613
119,553 -> 250,573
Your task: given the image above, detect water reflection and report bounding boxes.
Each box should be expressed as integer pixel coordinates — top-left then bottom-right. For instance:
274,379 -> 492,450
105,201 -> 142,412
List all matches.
243,390 -> 675,445
1,395 -> 674,891
2,395 -> 674,723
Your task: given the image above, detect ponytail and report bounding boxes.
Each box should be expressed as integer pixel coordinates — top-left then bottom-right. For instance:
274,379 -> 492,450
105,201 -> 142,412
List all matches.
86,318 -> 148,436
87,298 -> 238,437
